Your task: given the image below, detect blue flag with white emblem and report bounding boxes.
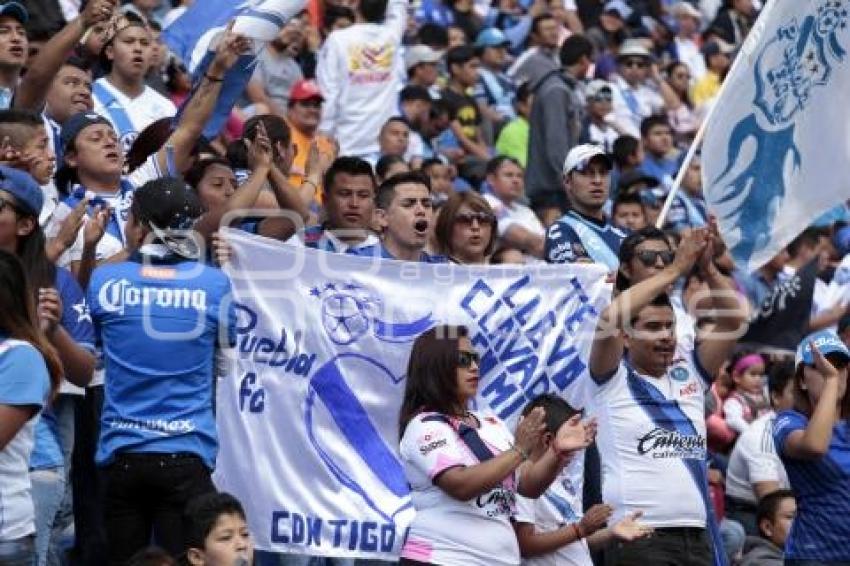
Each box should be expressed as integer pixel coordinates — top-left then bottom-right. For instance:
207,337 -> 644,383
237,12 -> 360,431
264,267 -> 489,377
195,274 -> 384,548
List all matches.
162,0 -> 306,139
703,0 -> 850,272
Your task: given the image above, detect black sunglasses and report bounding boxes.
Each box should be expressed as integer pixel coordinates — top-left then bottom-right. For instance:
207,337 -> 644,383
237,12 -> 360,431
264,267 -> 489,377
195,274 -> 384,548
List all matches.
455,211 -> 495,225
635,250 -> 674,266
592,93 -> 613,102
623,59 -> 648,69
458,350 -> 480,368
0,195 -> 22,215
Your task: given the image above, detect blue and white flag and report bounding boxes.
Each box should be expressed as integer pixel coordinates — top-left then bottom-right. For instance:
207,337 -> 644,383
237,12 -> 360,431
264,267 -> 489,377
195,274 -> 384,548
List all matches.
162,0 -> 306,138
213,229 -> 610,558
702,0 -> 850,272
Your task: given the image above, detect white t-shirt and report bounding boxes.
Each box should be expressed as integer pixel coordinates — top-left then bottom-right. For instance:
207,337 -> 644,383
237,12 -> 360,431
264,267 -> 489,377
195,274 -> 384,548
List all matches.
515,451 -> 592,566
725,412 -> 789,504
611,76 -> 665,138
590,353 -> 709,528
484,194 -> 546,239
399,411 -> 520,566
92,78 -> 177,153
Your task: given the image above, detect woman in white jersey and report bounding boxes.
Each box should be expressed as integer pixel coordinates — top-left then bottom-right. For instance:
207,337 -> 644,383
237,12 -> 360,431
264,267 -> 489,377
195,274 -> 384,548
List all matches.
398,325 -> 596,566
0,250 -> 62,564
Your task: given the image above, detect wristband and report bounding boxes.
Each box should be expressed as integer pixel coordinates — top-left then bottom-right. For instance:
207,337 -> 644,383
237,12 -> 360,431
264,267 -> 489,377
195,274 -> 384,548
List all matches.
511,444 -> 530,461
205,73 -> 225,82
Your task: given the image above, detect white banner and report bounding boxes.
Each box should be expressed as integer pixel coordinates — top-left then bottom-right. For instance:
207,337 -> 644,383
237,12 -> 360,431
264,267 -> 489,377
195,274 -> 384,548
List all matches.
213,229 -> 611,558
702,0 -> 850,272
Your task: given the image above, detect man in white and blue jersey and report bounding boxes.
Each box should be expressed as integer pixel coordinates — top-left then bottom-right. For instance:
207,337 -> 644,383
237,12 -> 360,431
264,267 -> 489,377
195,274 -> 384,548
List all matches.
92,11 -> 176,153
354,170 -> 447,263
587,227 -> 745,566
545,144 -> 626,271
291,156 -> 380,254
772,330 -> 850,565
86,177 -> 236,564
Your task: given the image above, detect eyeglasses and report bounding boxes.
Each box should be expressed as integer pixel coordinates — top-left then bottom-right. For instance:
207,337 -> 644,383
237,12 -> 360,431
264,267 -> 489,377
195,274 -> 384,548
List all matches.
0,195 -> 22,215
623,59 -> 648,69
454,211 -> 495,225
635,249 -> 675,266
458,350 -> 480,368
296,99 -> 323,108
592,93 -> 613,102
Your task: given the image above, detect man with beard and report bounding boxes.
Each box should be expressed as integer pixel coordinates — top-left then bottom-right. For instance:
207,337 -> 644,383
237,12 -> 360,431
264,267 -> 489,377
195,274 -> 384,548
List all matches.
292,156 -> 380,254
587,228 -> 745,565
355,170 -> 446,263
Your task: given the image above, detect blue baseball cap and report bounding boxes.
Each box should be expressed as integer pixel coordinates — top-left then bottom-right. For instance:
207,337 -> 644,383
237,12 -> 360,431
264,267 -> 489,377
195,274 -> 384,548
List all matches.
0,165 -> 43,216
0,2 -> 28,24
60,112 -> 113,155
475,28 -> 510,49
795,329 -> 850,367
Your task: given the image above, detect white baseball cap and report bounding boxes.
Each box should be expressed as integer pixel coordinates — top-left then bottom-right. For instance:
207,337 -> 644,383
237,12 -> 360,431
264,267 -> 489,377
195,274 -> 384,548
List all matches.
563,144 -> 613,175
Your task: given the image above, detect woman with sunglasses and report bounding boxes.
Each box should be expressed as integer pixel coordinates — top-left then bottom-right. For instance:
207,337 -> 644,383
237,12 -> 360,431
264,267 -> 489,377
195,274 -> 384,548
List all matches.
398,326 -> 596,566
0,249 -> 63,564
0,166 -> 97,565
433,192 -> 498,264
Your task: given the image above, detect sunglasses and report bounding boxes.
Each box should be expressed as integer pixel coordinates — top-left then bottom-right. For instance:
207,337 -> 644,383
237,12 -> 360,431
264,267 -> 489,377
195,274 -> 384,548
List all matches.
623,59 -> 649,69
458,350 -> 480,368
592,93 -> 613,102
0,195 -> 22,215
297,99 -> 323,108
635,250 -> 674,266
455,211 -> 495,225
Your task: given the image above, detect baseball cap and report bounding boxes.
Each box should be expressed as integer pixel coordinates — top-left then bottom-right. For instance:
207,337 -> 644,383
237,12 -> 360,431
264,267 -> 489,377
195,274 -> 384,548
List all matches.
834,225 -> 850,256
671,2 -> 702,20
474,28 -> 510,49
404,45 -> 442,71
0,165 -> 42,216
618,170 -> 661,194
133,177 -> 204,259
563,144 -> 613,176
796,329 -> 850,367
289,79 -> 324,103
0,2 -> 28,24
604,0 -> 633,20
586,79 -> 613,100
618,39 -> 652,60
60,112 -> 113,155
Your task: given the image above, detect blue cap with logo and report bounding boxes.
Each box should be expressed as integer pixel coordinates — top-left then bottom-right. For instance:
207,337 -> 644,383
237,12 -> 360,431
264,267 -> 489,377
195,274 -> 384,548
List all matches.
0,2 -> 28,24
0,165 -> 43,216
795,329 -> 850,367
474,28 -> 510,49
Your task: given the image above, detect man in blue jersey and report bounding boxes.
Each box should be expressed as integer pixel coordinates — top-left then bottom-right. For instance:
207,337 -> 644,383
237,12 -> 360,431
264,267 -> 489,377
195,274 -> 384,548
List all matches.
355,170 -> 446,263
293,156 -> 380,253
545,144 -> 626,271
86,177 -> 236,564
587,227 -> 745,565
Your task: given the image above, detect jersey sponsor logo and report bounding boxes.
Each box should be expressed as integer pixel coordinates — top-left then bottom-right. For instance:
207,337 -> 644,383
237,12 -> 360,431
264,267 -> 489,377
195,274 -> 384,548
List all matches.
547,241 -> 575,262
679,382 -> 700,397
475,486 -> 516,518
419,438 -> 448,455
636,427 -> 706,459
140,266 -> 177,279
97,277 -> 208,315
105,417 -> 195,436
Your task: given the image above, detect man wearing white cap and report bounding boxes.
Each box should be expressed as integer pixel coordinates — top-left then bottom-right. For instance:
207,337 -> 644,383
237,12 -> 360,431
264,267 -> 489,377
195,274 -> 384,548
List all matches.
672,2 -> 707,82
544,144 -> 626,270
405,44 -> 442,96
611,39 -> 665,138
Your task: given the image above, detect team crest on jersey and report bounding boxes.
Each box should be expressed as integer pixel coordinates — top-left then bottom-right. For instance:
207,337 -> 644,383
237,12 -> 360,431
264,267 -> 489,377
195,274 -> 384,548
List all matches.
670,366 -> 689,382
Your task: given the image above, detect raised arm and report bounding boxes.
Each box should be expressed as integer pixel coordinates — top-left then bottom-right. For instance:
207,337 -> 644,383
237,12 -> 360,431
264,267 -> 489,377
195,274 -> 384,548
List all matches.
157,22 -> 253,175
14,0 -> 116,111
518,415 -> 596,498
589,229 -> 706,379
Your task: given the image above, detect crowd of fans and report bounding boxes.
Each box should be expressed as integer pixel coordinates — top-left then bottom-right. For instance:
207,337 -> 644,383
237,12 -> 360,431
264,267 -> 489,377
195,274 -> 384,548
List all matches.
2,0 -> 850,565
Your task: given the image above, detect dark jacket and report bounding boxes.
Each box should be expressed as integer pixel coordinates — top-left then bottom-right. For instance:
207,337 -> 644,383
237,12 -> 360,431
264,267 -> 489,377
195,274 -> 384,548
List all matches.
525,69 -> 584,210
740,536 -> 784,566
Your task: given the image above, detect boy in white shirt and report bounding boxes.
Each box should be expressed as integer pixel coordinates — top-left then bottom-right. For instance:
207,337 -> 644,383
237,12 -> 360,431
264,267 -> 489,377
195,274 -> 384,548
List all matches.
515,394 -> 653,566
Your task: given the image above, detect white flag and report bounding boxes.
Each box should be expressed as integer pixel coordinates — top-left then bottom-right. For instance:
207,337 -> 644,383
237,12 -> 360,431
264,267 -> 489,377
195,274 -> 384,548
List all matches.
702,0 -> 850,272
212,229 -> 610,558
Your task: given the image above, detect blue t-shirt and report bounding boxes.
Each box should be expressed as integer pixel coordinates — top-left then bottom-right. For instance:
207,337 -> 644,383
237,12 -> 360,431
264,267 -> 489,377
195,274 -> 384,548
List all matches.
544,210 -> 626,269
773,409 -> 850,561
639,153 -> 682,191
86,252 -> 236,469
30,267 -> 96,470
351,244 -> 448,264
